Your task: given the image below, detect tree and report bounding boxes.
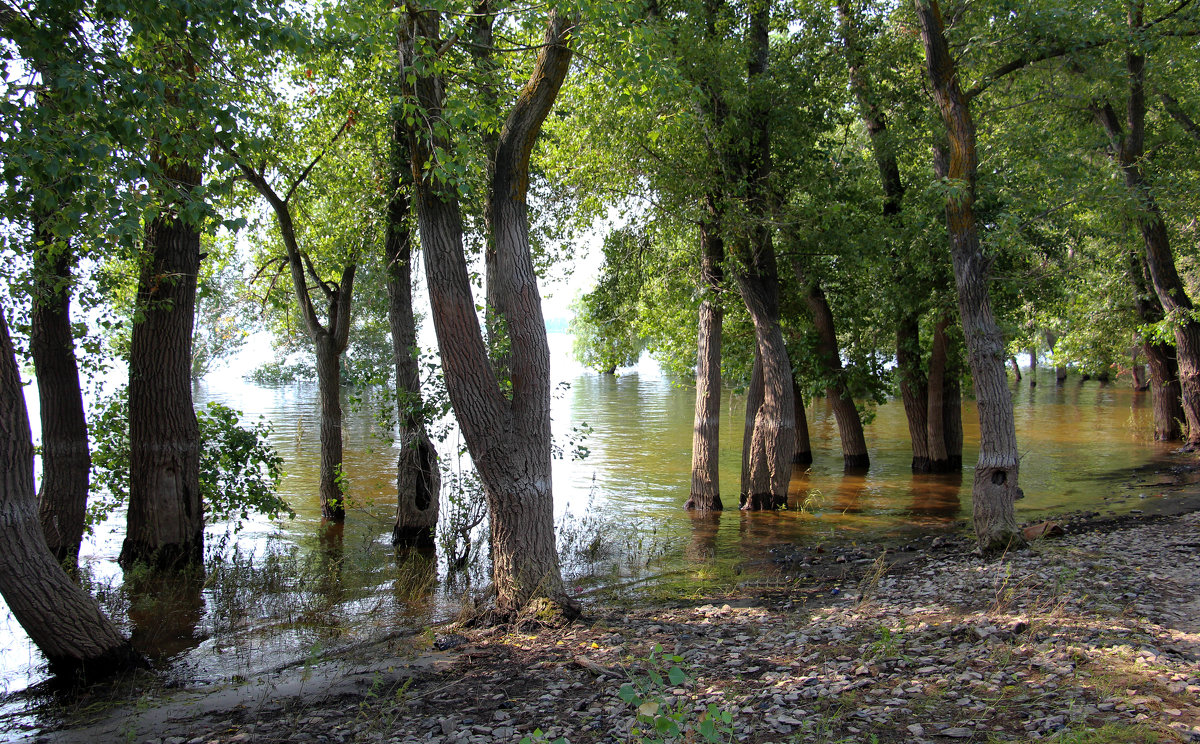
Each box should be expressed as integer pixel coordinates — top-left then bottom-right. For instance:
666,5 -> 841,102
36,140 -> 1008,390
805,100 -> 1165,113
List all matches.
400,2 -> 577,615
0,303 -> 142,679
385,114 -> 440,547
914,0 -> 1024,553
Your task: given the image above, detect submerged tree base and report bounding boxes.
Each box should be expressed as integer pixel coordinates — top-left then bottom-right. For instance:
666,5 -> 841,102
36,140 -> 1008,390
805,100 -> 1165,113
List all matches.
118,539 -> 203,573
740,492 -> 786,510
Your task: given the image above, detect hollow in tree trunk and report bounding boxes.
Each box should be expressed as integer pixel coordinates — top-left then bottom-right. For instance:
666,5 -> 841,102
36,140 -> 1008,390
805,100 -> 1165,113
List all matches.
30,236 -> 90,566
1,304 -> 142,679
121,157 -> 203,570
386,118 -> 440,544
916,0 -> 1024,553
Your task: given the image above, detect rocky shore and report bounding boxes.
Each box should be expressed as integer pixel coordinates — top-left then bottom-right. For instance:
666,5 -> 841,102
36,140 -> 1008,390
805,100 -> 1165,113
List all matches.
17,506 -> 1200,744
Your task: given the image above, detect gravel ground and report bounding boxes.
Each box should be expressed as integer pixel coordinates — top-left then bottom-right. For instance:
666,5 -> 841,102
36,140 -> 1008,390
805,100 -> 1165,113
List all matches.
22,506 -> 1200,744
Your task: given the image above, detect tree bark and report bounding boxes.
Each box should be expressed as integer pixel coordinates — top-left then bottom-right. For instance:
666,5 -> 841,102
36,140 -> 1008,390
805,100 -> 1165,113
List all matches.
686,216 -> 725,510
925,315 -> 951,471
896,311 -> 932,472
30,236 -> 89,565
792,377 -> 812,466
944,336 -> 964,471
315,333 -> 346,520
402,5 -> 574,616
1129,247 -> 1183,439
1,304 -> 142,679
121,156 -> 204,570
733,3 -> 794,510
740,351 -> 763,502
386,116 -> 440,545
1027,346 -> 1037,387
1091,5 -> 1200,448
916,0 -> 1024,554
800,275 -> 869,470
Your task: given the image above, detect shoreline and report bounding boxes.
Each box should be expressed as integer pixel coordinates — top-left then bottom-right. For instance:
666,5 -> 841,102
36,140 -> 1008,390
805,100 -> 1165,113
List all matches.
7,485 -> 1200,744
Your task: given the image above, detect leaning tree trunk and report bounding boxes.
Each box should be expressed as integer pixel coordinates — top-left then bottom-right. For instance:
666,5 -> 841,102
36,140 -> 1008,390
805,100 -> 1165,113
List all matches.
29,238 -> 90,565
686,210 -> 725,511
896,311 -> 932,472
1092,24 -> 1200,447
402,6 -> 574,616
802,276 -> 869,470
916,0 -> 1024,553
1,304 -> 141,679
121,158 -> 204,570
386,119 -> 440,545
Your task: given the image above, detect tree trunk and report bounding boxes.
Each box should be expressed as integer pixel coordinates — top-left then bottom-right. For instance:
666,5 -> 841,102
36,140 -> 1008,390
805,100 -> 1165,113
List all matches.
733,3 -> 794,510
1091,16 -> 1200,447
387,114 -> 440,546
792,377 -> 812,466
916,0 -> 1024,554
896,312 -> 931,472
740,351 -> 763,502
1,304 -> 141,679
944,338 -> 964,471
1027,346 -> 1037,387
1130,345 -> 1148,391
1009,356 -> 1021,380
801,276 -> 868,470
121,158 -> 204,570
315,335 -> 345,520
402,6 -> 574,616
926,315 -> 950,471
29,238 -> 89,565
686,209 -> 725,511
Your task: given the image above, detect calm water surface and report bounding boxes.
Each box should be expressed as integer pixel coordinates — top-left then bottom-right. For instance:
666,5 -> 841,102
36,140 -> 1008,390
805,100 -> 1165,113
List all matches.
0,335 -> 1180,733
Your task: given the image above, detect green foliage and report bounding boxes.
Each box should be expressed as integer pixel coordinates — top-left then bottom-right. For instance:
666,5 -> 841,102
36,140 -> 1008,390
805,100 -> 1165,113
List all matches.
571,228 -> 649,373
89,388 -> 291,531
616,643 -> 736,744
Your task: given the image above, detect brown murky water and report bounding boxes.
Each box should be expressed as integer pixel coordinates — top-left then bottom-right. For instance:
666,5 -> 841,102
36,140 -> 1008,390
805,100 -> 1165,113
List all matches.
0,337 -> 1181,732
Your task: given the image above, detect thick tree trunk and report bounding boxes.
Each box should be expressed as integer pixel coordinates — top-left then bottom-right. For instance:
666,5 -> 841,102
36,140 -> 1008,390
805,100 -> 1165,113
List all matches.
944,341 -> 964,470
1,305 -> 141,679
792,377 -> 812,466
896,312 -> 932,472
315,335 -> 345,521
801,276 -> 869,470
686,298 -> 724,510
1130,346 -> 1148,391
387,116 -> 439,545
30,240 -> 89,565
403,7 -> 573,616
687,211 -> 725,511
737,273 -> 795,510
916,0 -> 1024,554
121,159 -> 204,570
733,4 -> 793,510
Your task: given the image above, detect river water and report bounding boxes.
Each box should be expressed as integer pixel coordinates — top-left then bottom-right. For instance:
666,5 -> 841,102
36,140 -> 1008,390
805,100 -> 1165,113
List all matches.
0,333 -> 1181,731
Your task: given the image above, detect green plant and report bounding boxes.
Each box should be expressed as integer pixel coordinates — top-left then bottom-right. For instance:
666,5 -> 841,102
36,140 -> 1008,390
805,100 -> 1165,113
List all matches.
88,387 -> 292,531
616,644 -> 735,744
519,728 -> 567,744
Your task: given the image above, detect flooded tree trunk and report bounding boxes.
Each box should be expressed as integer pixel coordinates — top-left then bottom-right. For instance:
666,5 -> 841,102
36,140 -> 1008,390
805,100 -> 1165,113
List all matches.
403,7 -> 574,617
916,0 -> 1024,554
1,305 -> 143,679
1092,18 -> 1200,448
1009,356 -> 1021,381
734,4 -> 793,511
793,377 -> 812,466
1028,347 -> 1038,387
896,312 -> 932,473
801,276 -> 868,470
944,342 -> 964,470
315,335 -> 346,521
387,117 -> 439,545
740,351 -> 764,502
1130,346 -> 1148,391
926,316 -> 950,471
122,158 -> 204,570
29,239 -> 90,565
687,213 -> 725,511
230,147 -> 357,523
